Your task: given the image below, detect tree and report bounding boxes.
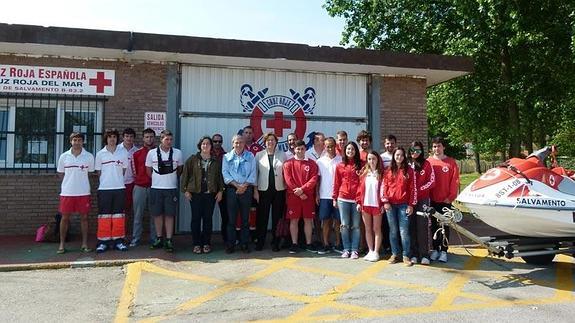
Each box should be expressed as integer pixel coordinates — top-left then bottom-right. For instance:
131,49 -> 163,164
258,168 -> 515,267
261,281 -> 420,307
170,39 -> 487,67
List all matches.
324,0 -> 575,159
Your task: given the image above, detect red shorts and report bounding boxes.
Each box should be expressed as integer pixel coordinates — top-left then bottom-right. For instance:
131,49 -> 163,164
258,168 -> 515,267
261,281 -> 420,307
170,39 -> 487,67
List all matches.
59,195 -> 91,214
362,206 -> 382,216
286,195 -> 316,220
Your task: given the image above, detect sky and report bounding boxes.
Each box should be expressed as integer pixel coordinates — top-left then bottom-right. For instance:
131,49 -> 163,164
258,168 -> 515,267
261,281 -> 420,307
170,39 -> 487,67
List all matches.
0,0 -> 348,47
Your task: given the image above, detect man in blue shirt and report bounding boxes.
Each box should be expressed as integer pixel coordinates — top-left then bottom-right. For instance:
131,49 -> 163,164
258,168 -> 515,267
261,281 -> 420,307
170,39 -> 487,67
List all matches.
222,134 -> 257,253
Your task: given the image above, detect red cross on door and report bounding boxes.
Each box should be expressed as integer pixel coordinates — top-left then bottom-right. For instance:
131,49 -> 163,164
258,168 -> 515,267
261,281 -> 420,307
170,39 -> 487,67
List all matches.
89,72 -> 112,93
266,111 -> 291,137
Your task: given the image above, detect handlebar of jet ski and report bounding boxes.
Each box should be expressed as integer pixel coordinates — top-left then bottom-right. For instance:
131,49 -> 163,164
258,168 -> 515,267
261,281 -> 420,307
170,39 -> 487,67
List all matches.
507,164 -> 533,185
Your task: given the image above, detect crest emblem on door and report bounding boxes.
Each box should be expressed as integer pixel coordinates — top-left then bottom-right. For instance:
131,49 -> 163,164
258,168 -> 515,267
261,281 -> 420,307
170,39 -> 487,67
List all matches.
241,84 -> 316,152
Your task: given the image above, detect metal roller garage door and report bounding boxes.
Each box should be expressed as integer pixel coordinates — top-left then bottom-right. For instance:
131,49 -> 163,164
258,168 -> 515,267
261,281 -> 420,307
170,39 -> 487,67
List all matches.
178,65 -> 367,232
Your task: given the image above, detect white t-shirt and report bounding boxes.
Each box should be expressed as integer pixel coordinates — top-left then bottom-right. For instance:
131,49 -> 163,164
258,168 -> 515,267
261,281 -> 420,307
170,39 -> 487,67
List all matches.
117,142 -> 138,185
380,151 -> 393,169
57,148 -> 95,196
316,154 -> 342,199
285,150 -> 294,160
305,147 -> 325,161
145,147 -> 183,189
363,171 -> 380,207
95,146 -> 128,190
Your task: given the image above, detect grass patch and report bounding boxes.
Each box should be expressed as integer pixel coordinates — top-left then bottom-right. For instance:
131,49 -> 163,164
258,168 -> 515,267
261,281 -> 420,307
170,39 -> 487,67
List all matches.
460,172 -> 480,191
456,172 -> 481,213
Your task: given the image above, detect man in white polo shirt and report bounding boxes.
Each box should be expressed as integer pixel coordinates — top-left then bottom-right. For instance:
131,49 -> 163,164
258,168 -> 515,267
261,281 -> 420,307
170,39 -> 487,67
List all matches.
57,132 -> 95,254
315,137 -> 342,254
146,129 -> 183,252
95,128 -> 129,253
305,132 -> 325,161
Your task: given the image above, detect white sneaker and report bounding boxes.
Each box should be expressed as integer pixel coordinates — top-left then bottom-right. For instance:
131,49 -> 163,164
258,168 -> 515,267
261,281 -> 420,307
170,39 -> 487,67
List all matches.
438,251 -> 448,263
364,251 -> 379,262
410,257 -> 418,264
363,251 -> 373,261
420,257 -> 431,265
430,250 -> 440,261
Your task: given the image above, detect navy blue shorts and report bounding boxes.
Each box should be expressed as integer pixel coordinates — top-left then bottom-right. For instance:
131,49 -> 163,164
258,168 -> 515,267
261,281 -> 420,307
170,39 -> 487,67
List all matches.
318,199 -> 339,221
149,188 -> 178,217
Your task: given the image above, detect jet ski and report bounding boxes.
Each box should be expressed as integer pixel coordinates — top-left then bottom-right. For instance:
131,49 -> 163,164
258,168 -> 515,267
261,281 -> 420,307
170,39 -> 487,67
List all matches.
457,146 -> 575,238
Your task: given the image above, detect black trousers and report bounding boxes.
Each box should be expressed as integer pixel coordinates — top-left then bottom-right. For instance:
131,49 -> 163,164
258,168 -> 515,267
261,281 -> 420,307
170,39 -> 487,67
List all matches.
410,198 -> 431,258
190,193 -> 216,246
218,198 -> 229,243
256,189 -> 286,248
430,202 -> 452,252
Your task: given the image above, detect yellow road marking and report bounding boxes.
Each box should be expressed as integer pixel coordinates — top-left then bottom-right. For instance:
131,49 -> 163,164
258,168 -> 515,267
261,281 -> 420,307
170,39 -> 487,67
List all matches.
554,261 -> 574,301
140,262 -> 224,285
139,258 -> 300,322
282,261 -> 388,321
114,262 -> 144,323
432,255 -> 483,307
115,249 -> 575,322
287,262 -> 498,303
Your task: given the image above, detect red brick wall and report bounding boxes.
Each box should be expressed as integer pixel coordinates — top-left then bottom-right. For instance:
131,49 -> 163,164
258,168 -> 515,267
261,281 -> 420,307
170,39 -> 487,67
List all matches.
0,55 -> 167,235
380,77 -> 428,149
0,174 -> 100,235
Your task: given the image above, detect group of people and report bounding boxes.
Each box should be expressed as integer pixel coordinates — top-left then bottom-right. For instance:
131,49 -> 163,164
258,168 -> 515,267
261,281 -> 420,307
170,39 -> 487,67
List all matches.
56,126 -> 460,267
57,128 -> 182,253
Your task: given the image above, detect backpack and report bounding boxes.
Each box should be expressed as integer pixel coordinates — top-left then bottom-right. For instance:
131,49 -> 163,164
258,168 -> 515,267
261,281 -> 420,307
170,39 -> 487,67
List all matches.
36,213 -> 62,242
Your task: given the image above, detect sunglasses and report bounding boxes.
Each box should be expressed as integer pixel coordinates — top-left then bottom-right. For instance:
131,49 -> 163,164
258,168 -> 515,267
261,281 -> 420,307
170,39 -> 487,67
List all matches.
213,140 -> 222,143
410,148 -> 423,154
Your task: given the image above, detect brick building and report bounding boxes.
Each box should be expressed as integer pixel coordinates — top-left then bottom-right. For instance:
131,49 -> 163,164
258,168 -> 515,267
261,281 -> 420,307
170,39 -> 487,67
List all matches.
0,23 -> 472,235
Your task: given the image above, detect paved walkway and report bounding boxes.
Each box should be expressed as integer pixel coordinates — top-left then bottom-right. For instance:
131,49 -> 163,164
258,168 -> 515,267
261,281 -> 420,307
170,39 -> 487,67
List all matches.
115,249 -> 575,322
1,233 -> 574,322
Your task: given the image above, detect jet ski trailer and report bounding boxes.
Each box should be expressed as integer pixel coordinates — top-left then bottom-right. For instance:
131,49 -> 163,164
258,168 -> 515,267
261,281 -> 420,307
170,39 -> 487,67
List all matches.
418,205 -> 575,265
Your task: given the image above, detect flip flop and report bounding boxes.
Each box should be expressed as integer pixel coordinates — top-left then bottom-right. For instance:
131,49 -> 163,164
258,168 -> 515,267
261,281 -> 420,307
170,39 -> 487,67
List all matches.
57,248 -> 66,254
80,246 -> 92,253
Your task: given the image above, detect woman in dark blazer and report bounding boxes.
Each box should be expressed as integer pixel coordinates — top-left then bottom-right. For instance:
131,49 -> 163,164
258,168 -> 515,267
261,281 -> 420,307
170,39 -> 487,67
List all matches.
181,136 -> 224,254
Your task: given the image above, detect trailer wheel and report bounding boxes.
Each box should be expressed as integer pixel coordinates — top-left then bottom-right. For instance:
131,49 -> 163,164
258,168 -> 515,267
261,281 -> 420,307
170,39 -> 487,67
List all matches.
521,254 -> 555,265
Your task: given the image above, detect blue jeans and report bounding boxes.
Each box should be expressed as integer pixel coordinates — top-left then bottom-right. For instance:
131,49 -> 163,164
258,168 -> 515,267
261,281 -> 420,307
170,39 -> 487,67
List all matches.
386,203 -> 411,257
338,200 -> 360,252
226,186 -> 253,247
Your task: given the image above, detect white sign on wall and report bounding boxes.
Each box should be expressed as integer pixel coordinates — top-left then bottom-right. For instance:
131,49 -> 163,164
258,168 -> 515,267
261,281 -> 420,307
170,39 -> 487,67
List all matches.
145,112 -> 166,134
0,64 -> 115,96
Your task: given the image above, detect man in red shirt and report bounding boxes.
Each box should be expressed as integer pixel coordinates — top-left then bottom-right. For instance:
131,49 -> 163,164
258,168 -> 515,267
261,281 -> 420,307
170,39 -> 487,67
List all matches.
285,133 -> 298,160
211,133 -> 226,161
129,128 -> 157,247
335,130 -> 348,156
243,125 -> 263,155
284,140 -> 319,254
427,136 -> 460,263
356,130 -> 372,163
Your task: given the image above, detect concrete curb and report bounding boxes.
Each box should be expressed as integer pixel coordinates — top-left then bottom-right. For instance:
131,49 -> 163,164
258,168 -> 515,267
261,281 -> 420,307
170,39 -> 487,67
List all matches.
0,258 -> 160,272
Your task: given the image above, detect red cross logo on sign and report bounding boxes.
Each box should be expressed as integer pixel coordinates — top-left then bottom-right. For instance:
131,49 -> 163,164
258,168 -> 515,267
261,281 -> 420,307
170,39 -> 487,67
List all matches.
266,111 -> 291,137
89,72 -> 112,93
240,84 -> 316,152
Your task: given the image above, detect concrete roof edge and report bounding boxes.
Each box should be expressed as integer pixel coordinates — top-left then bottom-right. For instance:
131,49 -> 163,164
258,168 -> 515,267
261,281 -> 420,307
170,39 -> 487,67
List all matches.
0,23 -> 473,73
